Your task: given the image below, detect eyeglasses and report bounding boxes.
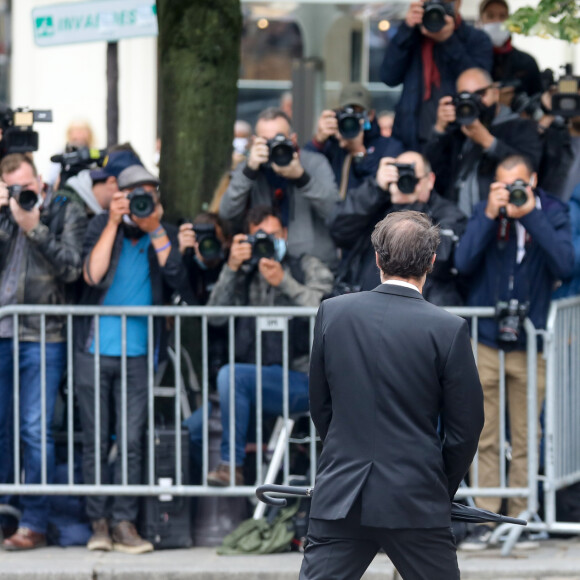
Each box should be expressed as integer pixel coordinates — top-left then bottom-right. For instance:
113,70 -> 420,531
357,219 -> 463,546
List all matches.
473,86 -> 492,97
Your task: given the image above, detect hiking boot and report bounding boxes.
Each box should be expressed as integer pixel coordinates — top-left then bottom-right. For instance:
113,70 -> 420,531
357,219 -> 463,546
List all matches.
87,518 -> 112,552
207,463 -> 244,486
459,524 -> 493,551
2,527 -> 47,551
111,521 -> 153,554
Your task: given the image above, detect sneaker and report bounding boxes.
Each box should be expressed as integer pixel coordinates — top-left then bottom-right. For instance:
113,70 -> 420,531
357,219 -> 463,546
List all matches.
459,525 -> 493,551
513,530 -> 540,550
87,518 -> 112,552
111,521 -> 153,554
207,463 -> 244,487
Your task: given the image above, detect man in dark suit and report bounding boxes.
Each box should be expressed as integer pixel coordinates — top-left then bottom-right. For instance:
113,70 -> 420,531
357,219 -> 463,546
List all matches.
300,211 -> 484,580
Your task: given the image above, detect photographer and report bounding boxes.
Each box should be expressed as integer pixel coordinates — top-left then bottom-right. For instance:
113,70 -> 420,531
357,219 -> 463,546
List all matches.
329,151 -> 467,305
454,155 -> 573,550
426,67 -> 542,217
200,205 -> 333,486
75,165 -> 191,554
0,153 -> 86,550
381,0 -> 492,150
304,83 -> 403,197
219,107 -> 339,270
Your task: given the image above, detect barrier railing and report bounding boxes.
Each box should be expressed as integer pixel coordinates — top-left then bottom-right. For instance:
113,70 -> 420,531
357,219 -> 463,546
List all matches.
1,302 -> 578,552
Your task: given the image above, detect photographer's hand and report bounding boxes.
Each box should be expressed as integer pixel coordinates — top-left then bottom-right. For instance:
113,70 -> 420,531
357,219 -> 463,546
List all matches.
178,222 -> 197,255
227,233 -> 252,272
314,110 -> 339,143
108,191 -> 130,226
132,202 -> 163,233
259,258 -> 285,287
507,185 -> 536,220
461,119 -> 494,149
0,181 -> 9,209
376,157 -> 398,192
485,182 -> 509,220
421,14 -> 454,42
405,1 -> 424,27
9,198 -> 40,233
272,153 -> 305,180
435,96 -> 456,133
247,137 -> 269,171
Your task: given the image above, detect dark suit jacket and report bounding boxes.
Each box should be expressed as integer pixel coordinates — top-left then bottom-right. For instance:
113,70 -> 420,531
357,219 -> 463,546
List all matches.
309,284 -> 484,529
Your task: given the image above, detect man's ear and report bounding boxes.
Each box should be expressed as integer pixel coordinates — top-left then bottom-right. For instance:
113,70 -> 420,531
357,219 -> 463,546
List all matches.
427,171 -> 436,191
432,253 -> 437,266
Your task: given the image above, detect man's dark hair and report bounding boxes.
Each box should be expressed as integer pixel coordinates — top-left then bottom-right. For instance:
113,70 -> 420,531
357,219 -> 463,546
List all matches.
0,153 -> 37,178
255,108 -> 292,131
371,211 -> 440,279
245,205 -> 283,232
497,154 -> 534,177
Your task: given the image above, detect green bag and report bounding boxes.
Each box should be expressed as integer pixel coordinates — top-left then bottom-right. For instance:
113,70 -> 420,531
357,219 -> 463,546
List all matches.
217,501 -> 300,555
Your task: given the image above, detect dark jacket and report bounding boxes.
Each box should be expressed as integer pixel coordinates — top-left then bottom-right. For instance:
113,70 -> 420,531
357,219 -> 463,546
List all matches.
329,179 -> 468,305
309,285 -> 484,527
75,215 -> 192,357
492,45 -> 543,97
554,184 -> 580,299
425,110 -> 542,208
303,119 -> 404,192
0,193 -> 86,342
207,254 -> 333,373
381,20 -> 493,150
454,189 -> 574,351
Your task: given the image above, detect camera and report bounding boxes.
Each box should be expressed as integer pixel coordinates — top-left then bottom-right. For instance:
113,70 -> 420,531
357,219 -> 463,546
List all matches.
335,106 -> 366,140
511,91 -> 544,121
506,179 -> 529,207
7,184 -> 38,212
0,106 -> 52,158
496,299 -> 529,346
192,223 -> 223,262
245,229 -> 276,264
51,146 -> 107,185
422,0 -> 455,33
267,134 -> 295,167
389,162 -> 418,194
551,64 -> 580,118
127,187 -> 155,218
453,92 -> 482,125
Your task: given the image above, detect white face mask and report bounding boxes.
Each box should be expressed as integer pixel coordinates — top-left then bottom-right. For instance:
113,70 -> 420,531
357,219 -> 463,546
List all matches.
481,22 -> 510,47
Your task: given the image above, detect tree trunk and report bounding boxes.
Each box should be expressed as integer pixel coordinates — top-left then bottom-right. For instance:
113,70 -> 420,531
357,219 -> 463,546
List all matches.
156,0 -> 242,221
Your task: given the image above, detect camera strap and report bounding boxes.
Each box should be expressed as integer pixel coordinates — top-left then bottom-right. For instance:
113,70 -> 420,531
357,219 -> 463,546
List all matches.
338,154 -> 353,200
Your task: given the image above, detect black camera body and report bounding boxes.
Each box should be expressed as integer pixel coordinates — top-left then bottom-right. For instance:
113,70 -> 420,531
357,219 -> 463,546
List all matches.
8,184 -> 38,212
453,92 -> 483,125
422,0 -> 455,33
506,179 -> 529,207
551,64 -> 580,118
192,223 -> 223,262
335,106 -> 366,140
127,187 -> 155,218
496,298 -> 529,346
51,146 -> 107,185
245,229 -> 276,265
0,106 -> 52,158
389,162 -> 418,194
266,134 -> 295,167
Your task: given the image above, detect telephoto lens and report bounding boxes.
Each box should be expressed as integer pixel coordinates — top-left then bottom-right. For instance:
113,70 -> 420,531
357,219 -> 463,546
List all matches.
192,223 -> 223,261
267,134 -> 295,167
453,92 -> 482,125
127,187 -> 155,218
246,230 -> 276,264
8,185 -> 38,211
422,0 -> 454,33
336,106 -> 365,140
390,163 -> 418,194
506,179 -> 529,207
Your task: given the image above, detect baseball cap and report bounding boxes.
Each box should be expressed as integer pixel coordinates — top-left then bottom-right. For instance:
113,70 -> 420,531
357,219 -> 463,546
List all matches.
479,0 -> 509,16
339,83 -> 372,110
117,165 -> 160,190
90,150 -> 143,182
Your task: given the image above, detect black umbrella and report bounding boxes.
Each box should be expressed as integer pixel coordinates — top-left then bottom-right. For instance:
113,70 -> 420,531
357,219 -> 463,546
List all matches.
256,484 -> 527,526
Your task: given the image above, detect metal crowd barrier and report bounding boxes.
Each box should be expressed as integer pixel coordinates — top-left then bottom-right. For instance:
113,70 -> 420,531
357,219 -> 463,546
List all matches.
0,302 -> 578,552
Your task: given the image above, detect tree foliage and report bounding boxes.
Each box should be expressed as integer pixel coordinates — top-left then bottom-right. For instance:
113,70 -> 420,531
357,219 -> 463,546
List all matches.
507,0 -> 580,42
157,1 -> 242,221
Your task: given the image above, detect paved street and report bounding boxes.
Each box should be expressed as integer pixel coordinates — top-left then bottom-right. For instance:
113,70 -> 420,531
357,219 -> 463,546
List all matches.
1,538 -> 580,579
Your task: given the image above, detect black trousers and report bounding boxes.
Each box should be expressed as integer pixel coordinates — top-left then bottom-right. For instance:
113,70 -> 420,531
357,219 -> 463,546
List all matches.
299,498 -> 460,580
75,351 -> 148,526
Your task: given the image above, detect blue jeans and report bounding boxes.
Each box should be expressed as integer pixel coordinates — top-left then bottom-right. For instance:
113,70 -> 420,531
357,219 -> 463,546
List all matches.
0,339 -> 66,533
185,364 -> 310,469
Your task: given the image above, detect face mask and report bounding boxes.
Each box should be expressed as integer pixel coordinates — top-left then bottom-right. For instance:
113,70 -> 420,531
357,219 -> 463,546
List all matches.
274,237 -> 287,262
233,137 -> 249,155
479,102 -> 497,126
481,22 -> 510,47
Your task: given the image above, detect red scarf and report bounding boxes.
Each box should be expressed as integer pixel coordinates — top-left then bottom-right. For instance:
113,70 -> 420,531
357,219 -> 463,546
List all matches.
421,14 -> 462,101
493,37 -> 513,55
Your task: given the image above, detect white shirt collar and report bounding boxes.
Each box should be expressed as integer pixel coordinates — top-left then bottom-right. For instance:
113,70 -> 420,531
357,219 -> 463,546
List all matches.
383,279 -> 421,294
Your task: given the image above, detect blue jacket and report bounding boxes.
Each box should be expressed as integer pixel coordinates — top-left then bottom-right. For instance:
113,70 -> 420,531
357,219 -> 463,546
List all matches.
454,189 -> 574,350
554,184 -> 580,298
304,119 -> 404,192
381,21 -> 492,151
